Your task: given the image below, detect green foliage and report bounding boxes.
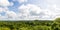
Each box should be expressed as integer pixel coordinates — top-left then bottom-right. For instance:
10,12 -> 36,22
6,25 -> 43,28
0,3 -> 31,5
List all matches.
0,18 -> 60,30
0,27 -> 10,30
54,18 -> 60,21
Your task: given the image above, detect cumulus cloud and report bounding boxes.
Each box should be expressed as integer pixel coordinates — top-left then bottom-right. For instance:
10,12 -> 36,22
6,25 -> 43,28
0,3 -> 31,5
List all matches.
0,7 -> 8,13
0,0 -> 10,6
0,7 -> 18,20
18,3 -> 60,20
0,7 -> 8,20
0,0 -> 60,20
18,4 -> 41,19
18,4 -> 54,20
12,3 -> 60,20
5,11 -> 17,20
0,0 -> 14,7
18,4 -> 41,14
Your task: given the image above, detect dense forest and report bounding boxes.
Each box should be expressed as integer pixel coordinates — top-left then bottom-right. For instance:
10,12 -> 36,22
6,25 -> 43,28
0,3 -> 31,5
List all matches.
0,18 -> 60,30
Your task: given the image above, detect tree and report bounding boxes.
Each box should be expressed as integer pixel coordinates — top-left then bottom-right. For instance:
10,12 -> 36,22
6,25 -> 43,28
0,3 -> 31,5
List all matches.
54,18 -> 60,21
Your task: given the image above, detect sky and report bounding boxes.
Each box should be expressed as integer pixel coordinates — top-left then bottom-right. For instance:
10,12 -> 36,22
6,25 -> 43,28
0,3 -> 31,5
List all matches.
0,0 -> 60,20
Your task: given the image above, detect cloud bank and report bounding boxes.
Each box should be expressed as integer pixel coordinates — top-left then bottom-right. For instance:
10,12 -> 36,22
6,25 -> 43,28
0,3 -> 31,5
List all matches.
0,0 -> 60,20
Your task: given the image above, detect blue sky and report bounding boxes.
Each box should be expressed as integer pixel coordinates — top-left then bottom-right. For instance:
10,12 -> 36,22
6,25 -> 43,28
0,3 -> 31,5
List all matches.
0,0 -> 60,20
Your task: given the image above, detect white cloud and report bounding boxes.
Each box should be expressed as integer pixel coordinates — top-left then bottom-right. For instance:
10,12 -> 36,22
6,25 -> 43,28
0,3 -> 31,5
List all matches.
0,8 -> 3,13
18,3 -> 60,20
12,0 -> 60,20
18,0 -> 28,3
40,9 -> 56,20
0,7 -> 8,13
5,11 -> 17,20
18,4 -> 41,14
27,4 -> 41,14
13,0 -> 28,3
46,0 -> 60,4
0,0 -> 14,7
0,7 -> 17,20
0,0 -> 10,6
18,4 -> 44,20
18,4 -> 59,20
0,7 -> 9,20
1,0 -> 60,20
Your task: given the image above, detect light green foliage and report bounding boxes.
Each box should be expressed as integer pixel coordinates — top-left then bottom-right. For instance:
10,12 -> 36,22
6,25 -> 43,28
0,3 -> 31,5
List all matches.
0,27 -> 10,30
